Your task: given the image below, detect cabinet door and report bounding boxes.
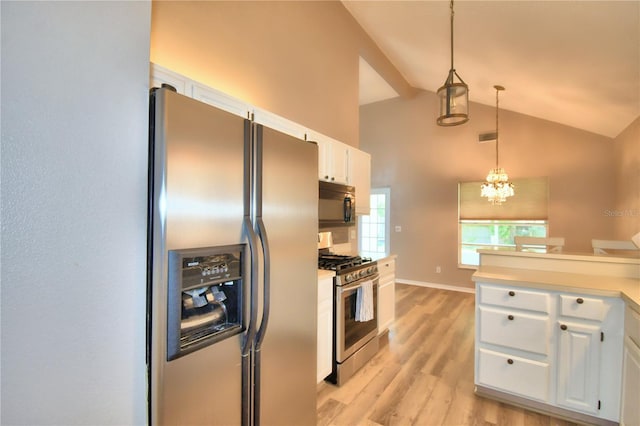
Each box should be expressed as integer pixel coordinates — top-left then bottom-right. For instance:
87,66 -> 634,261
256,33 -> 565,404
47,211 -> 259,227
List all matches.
317,299 -> 333,383
621,338 -> 640,426
317,276 -> 333,383
556,321 -> 601,414
349,148 -> 371,215
329,142 -> 349,184
378,281 -> 395,333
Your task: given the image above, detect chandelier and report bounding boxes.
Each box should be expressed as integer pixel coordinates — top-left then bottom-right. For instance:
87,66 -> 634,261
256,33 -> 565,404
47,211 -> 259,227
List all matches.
481,85 -> 514,204
436,0 -> 469,126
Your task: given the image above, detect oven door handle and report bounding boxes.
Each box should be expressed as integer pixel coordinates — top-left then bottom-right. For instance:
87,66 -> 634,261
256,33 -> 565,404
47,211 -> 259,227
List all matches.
338,274 -> 379,293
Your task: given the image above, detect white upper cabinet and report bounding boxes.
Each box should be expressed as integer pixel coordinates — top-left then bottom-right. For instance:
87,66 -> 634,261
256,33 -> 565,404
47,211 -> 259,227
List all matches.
192,82 -> 250,119
308,131 -> 349,185
150,64 -> 372,195
252,107 -> 307,141
150,64 -> 250,119
349,147 -> 371,215
149,63 -> 190,95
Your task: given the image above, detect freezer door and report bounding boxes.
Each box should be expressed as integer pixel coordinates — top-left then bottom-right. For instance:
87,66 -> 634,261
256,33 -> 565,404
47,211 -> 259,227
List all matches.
149,88 -> 248,426
256,125 -> 319,426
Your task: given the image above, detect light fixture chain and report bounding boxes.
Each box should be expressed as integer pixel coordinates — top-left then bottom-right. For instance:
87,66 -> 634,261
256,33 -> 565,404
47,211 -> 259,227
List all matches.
495,87 -> 499,169
450,0 -> 455,71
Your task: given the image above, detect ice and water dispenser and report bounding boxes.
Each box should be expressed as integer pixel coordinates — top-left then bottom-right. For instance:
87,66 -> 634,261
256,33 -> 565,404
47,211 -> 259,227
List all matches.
166,245 -> 244,360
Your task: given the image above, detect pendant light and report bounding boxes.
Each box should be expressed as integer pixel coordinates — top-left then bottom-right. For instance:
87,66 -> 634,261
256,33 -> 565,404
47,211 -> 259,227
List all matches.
481,85 -> 514,204
436,0 -> 469,126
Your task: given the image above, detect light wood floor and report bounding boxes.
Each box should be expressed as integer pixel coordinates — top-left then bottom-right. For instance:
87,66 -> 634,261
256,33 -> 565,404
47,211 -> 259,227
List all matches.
317,284 -> 578,426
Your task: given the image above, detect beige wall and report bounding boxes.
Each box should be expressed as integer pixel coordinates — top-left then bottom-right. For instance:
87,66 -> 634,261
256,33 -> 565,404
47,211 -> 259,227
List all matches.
151,1 -> 404,148
613,116 -> 640,240
360,90 -> 619,289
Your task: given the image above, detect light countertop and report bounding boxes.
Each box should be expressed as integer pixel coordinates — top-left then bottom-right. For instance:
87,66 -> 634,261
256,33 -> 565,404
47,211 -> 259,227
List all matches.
473,250 -> 640,311
317,269 -> 336,280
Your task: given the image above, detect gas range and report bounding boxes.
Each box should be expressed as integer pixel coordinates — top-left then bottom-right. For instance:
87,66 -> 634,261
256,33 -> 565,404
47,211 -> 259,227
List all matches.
318,251 -> 377,285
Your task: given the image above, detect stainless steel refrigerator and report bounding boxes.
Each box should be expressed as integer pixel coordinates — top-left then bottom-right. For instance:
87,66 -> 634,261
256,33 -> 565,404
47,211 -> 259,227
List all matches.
147,87 -> 318,425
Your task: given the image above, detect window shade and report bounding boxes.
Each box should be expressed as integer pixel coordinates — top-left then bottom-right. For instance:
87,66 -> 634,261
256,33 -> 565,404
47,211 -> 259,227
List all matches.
459,177 -> 549,220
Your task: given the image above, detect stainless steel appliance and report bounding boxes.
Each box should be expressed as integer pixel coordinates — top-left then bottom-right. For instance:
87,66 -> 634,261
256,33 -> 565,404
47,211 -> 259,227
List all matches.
319,252 -> 379,385
319,181 -> 355,228
147,87 -> 318,425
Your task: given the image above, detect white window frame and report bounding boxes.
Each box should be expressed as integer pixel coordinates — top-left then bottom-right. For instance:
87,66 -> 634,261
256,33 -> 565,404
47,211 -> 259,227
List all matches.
359,187 -> 390,259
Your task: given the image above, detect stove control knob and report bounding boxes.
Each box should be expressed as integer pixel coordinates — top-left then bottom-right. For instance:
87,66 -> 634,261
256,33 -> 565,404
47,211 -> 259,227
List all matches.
345,273 -> 353,282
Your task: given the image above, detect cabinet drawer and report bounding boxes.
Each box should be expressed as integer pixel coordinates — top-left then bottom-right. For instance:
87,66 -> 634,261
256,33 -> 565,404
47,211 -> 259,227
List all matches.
477,348 -> 550,402
378,259 -> 395,277
478,284 -> 550,313
479,306 -> 550,355
559,294 -> 604,321
626,305 -> 640,348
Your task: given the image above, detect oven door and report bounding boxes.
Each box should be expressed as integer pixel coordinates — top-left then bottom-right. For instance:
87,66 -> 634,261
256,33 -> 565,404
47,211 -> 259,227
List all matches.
335,274 -> 379,363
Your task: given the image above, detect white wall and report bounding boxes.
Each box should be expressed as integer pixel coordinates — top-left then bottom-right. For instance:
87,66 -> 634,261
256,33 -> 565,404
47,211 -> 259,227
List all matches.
1,2 -> 151,424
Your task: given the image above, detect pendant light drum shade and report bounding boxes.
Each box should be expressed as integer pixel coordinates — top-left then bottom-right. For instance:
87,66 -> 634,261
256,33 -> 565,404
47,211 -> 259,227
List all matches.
436,0 -> 469,126
437,78 -> 469,126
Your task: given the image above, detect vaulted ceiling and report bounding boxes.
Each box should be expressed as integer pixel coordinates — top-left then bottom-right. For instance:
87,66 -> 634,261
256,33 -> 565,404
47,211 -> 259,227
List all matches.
344,1 -> 640,138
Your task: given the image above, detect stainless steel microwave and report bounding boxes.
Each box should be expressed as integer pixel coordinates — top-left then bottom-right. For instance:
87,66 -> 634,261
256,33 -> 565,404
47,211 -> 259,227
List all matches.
319,181 -> 355,227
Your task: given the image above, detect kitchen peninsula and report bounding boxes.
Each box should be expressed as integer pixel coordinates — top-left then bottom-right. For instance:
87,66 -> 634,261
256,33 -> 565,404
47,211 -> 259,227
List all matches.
472,249 -> 640,426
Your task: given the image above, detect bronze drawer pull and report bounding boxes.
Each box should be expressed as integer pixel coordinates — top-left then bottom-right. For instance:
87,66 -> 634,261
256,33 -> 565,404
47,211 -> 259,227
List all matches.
508,291 -> 515,297
508,315 -> 514,320
576,298 -> 584,304
560,324 -> 568,331
507,359 -> 514,365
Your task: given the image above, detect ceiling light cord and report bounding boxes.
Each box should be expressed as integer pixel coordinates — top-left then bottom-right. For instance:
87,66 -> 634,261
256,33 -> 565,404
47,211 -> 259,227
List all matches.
495,86 -> 500,169
449,0 -> 455,72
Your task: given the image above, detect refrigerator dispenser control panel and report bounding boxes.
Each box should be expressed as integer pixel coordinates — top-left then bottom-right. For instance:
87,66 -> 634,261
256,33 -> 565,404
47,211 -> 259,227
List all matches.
167,244 -> 245,361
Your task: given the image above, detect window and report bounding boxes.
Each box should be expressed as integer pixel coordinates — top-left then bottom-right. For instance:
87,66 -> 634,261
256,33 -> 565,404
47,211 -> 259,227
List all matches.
459,177 -> 549,268
460,220 -> 548,266
359,188 -> 390,259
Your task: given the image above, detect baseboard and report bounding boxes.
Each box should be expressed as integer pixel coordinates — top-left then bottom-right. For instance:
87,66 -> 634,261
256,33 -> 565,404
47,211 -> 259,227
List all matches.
395,278 -> 475,294
475,385 -> 618,426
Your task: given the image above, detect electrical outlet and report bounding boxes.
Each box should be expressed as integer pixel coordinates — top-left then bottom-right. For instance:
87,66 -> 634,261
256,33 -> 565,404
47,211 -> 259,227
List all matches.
436,266 -> 441,273
395,225 -> 402,232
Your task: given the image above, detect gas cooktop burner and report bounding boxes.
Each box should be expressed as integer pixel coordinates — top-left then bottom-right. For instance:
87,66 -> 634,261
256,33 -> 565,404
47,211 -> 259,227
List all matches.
318,253 -> 373,273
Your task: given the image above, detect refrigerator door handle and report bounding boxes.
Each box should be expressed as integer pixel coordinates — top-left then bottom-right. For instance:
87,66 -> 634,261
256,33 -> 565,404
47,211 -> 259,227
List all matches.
252,124 -> 271,426
255,218 -> 271,350
242,119 -> 259,426
253,217 -> 270,426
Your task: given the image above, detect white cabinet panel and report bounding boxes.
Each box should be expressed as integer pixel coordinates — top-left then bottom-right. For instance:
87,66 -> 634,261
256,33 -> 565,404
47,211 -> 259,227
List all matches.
478,306 -> 550,355
149,63 -> 190,95
317,275 -> 333,383
560,295 -> 604,321
311,132 -> 349,184
556,321 -> 601,414
192,83 -> 250,119
622,304 -> 640,426
621,336 -> 640,426
349,148 -> 371,215
478,348 -> 550,402
377,258 -> 395,334
478,284 -> 550,313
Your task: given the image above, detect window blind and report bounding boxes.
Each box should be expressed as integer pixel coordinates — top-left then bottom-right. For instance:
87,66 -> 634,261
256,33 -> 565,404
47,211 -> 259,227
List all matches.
458,177 -> 549,220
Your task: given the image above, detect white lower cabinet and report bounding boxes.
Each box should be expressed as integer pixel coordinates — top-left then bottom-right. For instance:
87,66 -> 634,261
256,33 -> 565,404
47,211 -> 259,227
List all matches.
377,257 -> 396,334
621,305 -> 640,426
556,321 -> 601,414
317,274 -> 334,383
475,282 -> 624,424
477,348 -> 550,401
